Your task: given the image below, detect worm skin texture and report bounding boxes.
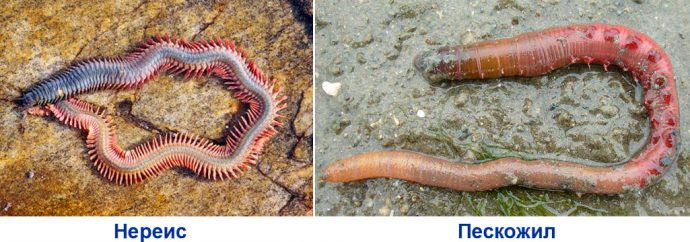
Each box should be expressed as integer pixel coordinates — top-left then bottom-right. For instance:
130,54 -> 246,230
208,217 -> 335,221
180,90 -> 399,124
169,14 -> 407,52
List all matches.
20,36 -> 287,185
324,23 -> 679,194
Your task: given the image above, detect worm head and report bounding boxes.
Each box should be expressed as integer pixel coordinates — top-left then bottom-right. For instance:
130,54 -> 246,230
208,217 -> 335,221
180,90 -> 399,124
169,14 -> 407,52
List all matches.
16,91 -> 39,109
414,47 -> 462,84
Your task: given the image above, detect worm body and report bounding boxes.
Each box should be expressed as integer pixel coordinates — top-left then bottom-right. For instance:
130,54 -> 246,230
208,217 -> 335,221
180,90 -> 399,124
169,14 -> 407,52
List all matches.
21,36 -> 287,184
324,23 -> 679,194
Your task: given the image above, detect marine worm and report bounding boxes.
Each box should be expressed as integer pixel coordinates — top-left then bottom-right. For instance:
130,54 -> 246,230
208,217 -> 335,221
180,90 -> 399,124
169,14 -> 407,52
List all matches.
323,23 -> 679,194
20,36 -> 287,184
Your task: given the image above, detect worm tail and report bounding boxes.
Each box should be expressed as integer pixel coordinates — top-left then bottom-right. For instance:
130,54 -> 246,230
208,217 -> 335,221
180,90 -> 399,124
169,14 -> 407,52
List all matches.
323,150 -> 662,194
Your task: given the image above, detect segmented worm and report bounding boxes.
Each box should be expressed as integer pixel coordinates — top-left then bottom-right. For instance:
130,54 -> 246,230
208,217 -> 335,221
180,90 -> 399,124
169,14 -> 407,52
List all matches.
323,23 -> 679,194
20,36 -> 287,184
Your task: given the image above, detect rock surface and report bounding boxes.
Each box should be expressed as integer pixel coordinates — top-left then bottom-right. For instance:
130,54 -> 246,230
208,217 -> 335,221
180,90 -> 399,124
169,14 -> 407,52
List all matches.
0,0 -> 312,216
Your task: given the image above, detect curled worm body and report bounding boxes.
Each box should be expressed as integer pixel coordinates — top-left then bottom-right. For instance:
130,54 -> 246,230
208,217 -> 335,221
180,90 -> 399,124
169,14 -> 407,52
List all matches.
324,23 -> 679,194
21,36 -> 287,184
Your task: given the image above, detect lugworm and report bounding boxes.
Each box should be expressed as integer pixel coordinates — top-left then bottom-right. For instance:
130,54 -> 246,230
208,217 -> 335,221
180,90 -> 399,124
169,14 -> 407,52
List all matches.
323,23 -> 679,194
20,36 -> 287,185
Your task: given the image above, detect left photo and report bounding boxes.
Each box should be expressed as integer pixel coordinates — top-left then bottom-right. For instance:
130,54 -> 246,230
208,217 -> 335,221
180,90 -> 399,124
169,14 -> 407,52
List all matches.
0,0 -> 313,216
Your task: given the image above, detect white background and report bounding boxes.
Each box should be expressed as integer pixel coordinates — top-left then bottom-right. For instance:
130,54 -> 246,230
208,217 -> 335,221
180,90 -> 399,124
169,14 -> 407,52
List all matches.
0,217 -> 686,242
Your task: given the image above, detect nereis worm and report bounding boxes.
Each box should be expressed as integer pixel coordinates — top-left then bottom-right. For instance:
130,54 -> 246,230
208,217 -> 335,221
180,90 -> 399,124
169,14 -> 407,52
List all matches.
323,23 -> 679,194
19,36 -> 287,184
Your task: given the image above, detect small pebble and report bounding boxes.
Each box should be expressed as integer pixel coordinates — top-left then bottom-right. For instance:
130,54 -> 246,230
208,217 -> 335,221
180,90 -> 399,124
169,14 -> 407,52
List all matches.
454,93 -> 468,107
356,52 -> 366,64
370,118 -> 383,128
26,171 -> 34,179
416,110 -> 426,118
385,49 -> 399,60
322,81 -> 342,96
400,204 -> 410,214
460,30 -> 476,45
600,105 -> 619,117
364,198 -> 374,208
328,66 -> 342,75
462,150 -> 476,160
555,110 -> 575,127
378,206 -> 390,216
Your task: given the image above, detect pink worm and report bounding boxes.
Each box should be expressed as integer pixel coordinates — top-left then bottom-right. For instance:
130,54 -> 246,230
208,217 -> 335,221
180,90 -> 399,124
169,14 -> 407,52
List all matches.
323,23 -> 679,194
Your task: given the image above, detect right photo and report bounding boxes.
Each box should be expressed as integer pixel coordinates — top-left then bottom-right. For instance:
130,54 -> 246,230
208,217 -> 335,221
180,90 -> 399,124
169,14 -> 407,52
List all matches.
315,0 -> 689,216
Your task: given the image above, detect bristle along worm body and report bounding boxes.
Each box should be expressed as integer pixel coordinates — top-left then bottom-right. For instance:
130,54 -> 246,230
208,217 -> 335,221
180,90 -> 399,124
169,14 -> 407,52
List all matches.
20,36 -> 287,185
